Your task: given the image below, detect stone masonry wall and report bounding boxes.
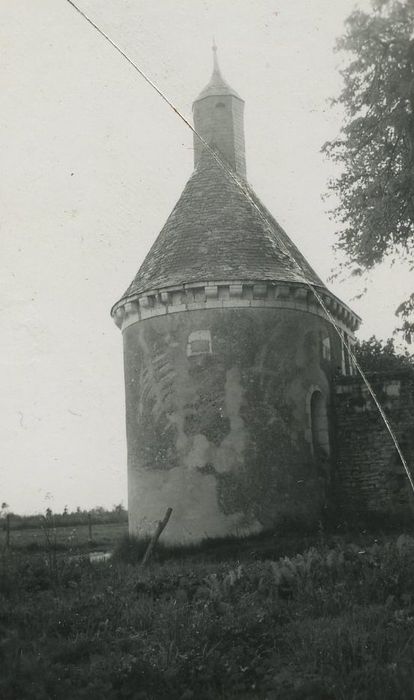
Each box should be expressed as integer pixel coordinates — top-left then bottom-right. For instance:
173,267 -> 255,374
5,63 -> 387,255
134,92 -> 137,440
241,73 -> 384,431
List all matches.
124,306 -> 342,543
333,372 -> 414,520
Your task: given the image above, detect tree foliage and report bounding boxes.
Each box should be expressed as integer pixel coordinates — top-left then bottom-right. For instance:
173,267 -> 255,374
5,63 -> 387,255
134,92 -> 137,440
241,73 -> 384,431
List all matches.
354,335 -> 414,373
323,0 -> 414,337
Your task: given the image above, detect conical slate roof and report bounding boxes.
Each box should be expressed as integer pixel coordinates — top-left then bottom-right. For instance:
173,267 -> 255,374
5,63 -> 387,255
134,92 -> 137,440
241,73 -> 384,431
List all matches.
115,151 -> 325,306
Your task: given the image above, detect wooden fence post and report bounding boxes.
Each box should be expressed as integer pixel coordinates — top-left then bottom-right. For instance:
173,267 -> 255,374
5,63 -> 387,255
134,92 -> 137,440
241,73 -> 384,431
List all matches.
142,508 -> 173,566
88,513 -> 93,544
6,513 -> 10,549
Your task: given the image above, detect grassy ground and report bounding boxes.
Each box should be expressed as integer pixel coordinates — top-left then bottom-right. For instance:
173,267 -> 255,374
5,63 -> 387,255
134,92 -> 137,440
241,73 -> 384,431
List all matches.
1,530 -> 414,699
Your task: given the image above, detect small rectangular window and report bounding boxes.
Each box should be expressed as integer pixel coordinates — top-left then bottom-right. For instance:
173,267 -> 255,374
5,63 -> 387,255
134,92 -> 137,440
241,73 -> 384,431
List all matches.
190,339 -> 210,354
187,330 -> 212,357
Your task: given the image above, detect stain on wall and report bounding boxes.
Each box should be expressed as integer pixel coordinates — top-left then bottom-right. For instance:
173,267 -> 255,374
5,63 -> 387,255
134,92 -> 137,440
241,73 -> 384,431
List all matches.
123,307 -> 340,543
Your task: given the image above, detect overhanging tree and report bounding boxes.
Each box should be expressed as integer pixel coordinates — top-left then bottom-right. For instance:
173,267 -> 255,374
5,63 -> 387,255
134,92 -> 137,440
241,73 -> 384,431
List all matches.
323,0 -> 414,339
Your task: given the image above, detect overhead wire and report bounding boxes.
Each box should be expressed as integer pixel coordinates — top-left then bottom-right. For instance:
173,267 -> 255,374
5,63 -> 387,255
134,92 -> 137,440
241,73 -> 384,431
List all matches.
65,0 -> 414,495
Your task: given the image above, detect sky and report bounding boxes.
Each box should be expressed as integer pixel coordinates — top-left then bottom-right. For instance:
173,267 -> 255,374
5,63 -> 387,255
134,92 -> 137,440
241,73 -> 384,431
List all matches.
1,0 -> 412,515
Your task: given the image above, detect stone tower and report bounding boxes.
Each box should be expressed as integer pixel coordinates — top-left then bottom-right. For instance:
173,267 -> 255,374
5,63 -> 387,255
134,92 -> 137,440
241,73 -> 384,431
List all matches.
111,49 -> 360,543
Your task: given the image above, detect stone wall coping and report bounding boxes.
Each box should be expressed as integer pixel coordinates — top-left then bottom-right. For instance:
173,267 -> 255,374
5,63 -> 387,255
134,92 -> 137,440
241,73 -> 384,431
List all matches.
334,370 -> 414,386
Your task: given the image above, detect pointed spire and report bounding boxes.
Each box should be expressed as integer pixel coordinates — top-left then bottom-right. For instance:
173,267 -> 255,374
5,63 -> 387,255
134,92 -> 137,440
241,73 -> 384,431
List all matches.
194,43 -> 242,102
212,38 -> 219,74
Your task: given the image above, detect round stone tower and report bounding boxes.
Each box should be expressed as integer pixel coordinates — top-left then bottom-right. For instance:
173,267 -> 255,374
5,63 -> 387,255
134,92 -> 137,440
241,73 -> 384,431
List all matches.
111,48 -> 360,543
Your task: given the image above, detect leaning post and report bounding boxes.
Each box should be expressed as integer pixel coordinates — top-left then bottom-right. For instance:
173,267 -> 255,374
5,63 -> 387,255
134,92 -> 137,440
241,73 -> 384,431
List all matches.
142,508 -> 173,566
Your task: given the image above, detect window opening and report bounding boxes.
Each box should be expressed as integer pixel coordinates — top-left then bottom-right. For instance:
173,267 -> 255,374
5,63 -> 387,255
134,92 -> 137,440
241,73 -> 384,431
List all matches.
187,330 -> 212,357
321,334 -> 331,362
310,390 -> 330,457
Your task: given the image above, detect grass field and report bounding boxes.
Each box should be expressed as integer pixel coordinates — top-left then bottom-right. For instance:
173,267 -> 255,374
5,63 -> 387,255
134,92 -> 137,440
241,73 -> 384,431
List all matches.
1,529 -> 414,699
0,521 -> 128,551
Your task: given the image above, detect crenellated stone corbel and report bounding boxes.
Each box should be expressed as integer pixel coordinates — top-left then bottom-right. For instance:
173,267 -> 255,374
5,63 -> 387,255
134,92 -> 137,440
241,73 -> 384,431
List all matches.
114,306 -> 125,328
253,283 -> 267,298
205,285 -> 218,300
230,283 -> 243,298
139,295 -> 150,308
294,287 -> 307,302
124,301 -> 138,316
277,284 -> 290,299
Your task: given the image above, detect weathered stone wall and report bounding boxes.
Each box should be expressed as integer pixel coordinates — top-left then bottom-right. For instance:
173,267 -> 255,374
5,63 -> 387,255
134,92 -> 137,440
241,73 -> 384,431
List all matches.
123,306 -> 343,543
333,372 -> 414,520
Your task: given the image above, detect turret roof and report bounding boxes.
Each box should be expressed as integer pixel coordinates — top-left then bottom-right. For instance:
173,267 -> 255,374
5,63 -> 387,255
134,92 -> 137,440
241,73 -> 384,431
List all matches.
194,43 -> 242,102
114,151 -> 326,307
